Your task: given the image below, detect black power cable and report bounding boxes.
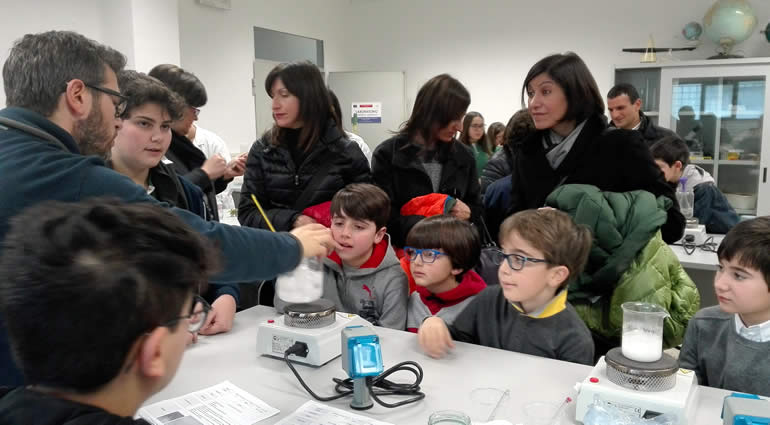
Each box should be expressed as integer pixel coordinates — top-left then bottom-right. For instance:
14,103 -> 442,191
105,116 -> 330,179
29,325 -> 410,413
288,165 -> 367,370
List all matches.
283,342 -> 425,408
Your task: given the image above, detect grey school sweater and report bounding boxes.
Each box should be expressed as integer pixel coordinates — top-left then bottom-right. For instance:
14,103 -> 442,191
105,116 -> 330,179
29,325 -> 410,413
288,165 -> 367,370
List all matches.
679,306 -> 770,396
448,286 -> 595,365
275,238 -> 408,329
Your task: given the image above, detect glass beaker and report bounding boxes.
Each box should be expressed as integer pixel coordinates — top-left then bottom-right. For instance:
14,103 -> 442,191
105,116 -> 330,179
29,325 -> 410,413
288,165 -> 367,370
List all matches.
621,302 -> 669,362
275,257 -> 323,304
427,410 -> 471,425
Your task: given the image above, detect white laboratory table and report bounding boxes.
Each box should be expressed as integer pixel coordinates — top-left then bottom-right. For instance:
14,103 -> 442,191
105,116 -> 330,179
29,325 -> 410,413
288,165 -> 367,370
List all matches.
145,306 -> 732,425
669,235 -> 723,308
669,235 -> 722,271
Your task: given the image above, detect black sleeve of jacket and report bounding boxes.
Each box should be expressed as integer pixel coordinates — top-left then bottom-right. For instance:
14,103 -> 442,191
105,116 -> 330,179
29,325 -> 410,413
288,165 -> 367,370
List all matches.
620,133 -> 685,243
508,154 -> 527,215
237,139 -> 299,231
464,155 -> 483,227
480,151 -> 511,195
371,143 -> 424,247
345,142 -> 373,184
213,176 -> 233,195
183,168 -> 213,192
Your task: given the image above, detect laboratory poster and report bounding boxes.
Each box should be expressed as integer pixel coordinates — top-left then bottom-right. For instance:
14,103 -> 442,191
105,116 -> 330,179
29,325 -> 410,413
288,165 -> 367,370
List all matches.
352,102 -> 382,124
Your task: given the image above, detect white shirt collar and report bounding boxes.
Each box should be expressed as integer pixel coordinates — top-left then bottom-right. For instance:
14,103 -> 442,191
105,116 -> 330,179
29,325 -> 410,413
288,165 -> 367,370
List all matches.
631,120 -> 642,131
734,314 -> 770,342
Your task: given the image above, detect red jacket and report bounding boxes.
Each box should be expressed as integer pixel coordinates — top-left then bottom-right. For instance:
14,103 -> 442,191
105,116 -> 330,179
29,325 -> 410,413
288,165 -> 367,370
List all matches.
399,193 -> 455,217
303,200 -> 332,228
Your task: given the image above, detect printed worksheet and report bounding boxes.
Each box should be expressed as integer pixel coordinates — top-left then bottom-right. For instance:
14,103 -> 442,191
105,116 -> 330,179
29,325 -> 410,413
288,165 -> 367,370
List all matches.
274,400 -> 394,425
138,381 -> 279,425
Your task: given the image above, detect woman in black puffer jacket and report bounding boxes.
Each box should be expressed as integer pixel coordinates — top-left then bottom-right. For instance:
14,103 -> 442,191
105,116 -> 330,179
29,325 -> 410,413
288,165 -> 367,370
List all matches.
238,61 -> 370,231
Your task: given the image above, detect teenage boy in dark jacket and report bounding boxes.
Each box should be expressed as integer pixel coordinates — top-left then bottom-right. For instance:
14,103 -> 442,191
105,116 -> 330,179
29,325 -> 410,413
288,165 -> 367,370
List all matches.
0,201 -> 219,424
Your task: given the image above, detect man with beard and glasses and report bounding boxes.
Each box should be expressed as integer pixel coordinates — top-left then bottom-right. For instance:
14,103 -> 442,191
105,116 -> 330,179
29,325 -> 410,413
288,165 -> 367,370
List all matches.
0,31 -> 339,386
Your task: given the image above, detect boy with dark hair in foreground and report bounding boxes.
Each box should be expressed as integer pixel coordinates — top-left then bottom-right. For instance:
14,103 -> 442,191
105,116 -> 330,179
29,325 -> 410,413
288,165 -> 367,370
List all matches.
0,199 -> 220,423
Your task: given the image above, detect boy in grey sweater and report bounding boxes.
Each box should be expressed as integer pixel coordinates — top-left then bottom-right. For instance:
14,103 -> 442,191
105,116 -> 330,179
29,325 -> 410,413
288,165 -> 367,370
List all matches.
679,217 -> 770,396
418,209 -> 595,365
275,184 -> 408,329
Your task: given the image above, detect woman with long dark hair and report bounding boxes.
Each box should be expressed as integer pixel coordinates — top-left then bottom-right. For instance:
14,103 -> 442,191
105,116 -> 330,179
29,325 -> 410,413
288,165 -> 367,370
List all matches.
372,74 -> 481,247
510,52 -> 684,242
238,61 -> 370,231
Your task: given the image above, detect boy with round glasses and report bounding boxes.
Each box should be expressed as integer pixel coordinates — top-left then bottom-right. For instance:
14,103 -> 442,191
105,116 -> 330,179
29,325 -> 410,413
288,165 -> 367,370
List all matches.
402,215 -> 487,332
0,199 -> 219,423
418,209 -> 596,365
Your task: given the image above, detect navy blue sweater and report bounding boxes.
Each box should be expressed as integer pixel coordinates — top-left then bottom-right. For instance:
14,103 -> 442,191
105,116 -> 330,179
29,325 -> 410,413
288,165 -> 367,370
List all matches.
0,107 -> 303,385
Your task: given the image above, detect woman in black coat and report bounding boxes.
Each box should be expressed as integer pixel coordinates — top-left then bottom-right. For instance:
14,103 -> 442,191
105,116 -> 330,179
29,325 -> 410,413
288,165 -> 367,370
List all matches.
509,53 -> 685,243
238,61 -> 370,231
372,74 -> 481,247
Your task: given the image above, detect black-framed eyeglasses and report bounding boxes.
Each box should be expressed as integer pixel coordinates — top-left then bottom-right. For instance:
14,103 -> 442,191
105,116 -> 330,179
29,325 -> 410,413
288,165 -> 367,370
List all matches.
82,82 -> 129,118
160,295 -> 211,333
190,106 -> 200,118
404,246 -> 449,264
491,249 -> 549,271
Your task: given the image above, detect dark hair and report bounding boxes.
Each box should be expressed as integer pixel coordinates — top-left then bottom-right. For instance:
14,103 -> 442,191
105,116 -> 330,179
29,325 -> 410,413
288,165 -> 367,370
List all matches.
460,111 -> 492,155
718,216 -> 770,291
607,83 -> 640,103
650,135 -> 690,167
264,61 -> 332,152
406,215 -> 481,280
398,74 -> 470,143
521,52 -> 604,124
504,108 -> 536,146
499,209 -> 592,288
327,89 -> 346,131
148,64 -> 207,107
0,199 -> 220,391
3,30 -> 126,117
331,184 -> 390,229
487,122 -> 506,146
117,71 -> 185,121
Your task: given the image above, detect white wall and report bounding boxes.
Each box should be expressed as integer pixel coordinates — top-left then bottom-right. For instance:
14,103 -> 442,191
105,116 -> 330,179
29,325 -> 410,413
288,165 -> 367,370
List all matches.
177,0 -> 354,154
0,0 -> 106,108
339,0 -> 770,128
0,0 -> 180,107
131,0 -> 181,72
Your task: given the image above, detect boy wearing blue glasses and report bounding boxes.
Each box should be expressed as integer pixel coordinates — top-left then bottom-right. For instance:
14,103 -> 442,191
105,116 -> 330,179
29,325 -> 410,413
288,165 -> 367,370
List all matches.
402,215 -> 487,332
418,209 -> 595,365
0,200 -> 218,423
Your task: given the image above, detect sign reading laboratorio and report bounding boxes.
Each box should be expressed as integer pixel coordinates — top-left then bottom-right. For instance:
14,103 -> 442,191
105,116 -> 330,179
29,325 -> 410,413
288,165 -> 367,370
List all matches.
352,102 -> 382,124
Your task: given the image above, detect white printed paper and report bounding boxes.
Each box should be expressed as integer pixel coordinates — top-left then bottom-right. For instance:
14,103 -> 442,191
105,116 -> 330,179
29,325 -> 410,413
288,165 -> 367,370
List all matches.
138,381 -> 279,425
274,400 -> 394,425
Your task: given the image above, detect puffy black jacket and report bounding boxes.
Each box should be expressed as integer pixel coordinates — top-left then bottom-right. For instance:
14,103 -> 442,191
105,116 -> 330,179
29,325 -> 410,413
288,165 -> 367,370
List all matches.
238,122 -> 371,231
510,114 -> 685,244
372,134 -> 481,247
480,145 -> 513,195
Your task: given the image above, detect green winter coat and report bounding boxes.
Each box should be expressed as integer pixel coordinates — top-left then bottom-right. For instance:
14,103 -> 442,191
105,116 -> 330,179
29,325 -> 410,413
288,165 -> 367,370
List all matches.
546,184 -> 700,348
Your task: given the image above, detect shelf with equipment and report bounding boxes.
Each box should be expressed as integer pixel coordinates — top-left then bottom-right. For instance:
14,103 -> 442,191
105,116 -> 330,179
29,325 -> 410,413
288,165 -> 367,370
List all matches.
615,58 -> 770,216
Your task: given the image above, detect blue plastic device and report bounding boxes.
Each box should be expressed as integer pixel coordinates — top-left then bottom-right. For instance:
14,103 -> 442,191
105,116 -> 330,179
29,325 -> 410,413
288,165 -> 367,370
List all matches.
722,392 -> 770,425
341,325 -> 384,379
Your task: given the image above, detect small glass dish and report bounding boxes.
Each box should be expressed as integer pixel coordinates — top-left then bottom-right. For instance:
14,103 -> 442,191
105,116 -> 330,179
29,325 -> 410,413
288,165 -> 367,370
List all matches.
427,410 -> 471,425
